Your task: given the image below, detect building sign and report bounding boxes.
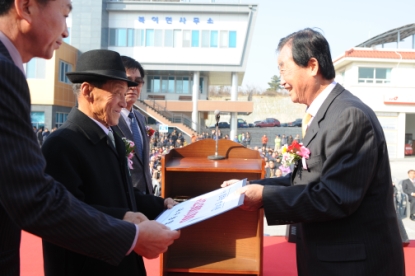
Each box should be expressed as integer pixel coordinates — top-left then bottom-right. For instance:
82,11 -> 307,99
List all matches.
159,125 -> 168,133
138,16 -> 214,25
384,94 -> 415,105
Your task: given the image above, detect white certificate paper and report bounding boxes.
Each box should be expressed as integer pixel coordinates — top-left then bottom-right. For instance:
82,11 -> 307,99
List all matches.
156,179 -> 246,230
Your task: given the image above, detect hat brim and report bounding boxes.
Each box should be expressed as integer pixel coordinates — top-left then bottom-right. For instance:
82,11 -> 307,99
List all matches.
66,72 -> 138,87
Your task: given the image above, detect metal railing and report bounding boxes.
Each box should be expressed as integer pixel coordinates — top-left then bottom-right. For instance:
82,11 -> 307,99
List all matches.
140,99 -> 197,131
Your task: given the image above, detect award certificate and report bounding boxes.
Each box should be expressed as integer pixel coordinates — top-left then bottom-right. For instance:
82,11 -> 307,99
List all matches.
156,179 -> 246,230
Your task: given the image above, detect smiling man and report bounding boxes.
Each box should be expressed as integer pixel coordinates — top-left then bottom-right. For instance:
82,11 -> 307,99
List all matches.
0,1 -> 178,275
41,49 -> 179,275
223,28 -> 404,275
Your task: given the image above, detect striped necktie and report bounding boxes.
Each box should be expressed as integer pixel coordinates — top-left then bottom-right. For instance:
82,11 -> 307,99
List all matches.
128,112 -> 143,161
302,113 -> 312,138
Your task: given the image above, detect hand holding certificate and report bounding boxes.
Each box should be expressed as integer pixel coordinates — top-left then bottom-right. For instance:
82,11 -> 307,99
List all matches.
156,179 -> 247,230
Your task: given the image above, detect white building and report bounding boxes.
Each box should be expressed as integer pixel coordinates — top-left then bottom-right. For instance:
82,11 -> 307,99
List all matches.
333,23 -> 415,159
68,0 -> 259,137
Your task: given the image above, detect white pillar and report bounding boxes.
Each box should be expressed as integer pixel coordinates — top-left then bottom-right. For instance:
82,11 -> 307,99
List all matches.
230,72 -> 238,140
192,71 -> 200,131
396,112 -> 406,159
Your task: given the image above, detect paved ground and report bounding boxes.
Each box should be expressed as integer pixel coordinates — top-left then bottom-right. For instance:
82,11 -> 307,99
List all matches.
263,157 -> 415,239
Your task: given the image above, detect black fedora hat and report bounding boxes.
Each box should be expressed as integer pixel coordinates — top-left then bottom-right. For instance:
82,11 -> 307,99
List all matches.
66,49 -> 138,86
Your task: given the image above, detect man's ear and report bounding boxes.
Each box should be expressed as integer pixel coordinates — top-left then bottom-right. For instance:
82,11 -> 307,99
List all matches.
308,57 -> 319,77
81,82 -> 94,101
14,0 -> 35,23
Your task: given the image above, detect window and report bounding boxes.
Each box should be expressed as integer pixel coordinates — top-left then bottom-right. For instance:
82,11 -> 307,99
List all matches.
31,112 -> 45,129
173,30 -> 182,48
164,30 -> 173,47
146,29 -> 154,47
134,29 -> 144,46
220,30 -> 228,48
109,28 -> 134,47
147,76 -> 193,94
154,30 -> 163,47
127,29 -> 134,47
55,112 -> 68,128
25,58 -> 46,79
59,61 -> 72,84
229,31 -> 237,48
183,30 -> 191,47
191,30 -> 199,47
358,67 -> 391,84
201,30 -> 209,47
210,31 -> 218,47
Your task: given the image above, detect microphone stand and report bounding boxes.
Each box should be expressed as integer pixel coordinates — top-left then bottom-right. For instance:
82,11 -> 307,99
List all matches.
208,121 -> 225,160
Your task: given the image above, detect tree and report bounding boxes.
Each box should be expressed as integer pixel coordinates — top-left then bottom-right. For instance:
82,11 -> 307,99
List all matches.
267,75 -> 281,91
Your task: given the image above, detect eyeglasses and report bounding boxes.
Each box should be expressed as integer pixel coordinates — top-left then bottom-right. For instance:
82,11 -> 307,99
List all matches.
128,77 -> 145,89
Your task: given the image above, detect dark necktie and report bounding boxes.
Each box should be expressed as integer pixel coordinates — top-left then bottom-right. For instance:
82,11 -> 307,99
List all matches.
128,112 -> 143,161
107,129 -> 116,149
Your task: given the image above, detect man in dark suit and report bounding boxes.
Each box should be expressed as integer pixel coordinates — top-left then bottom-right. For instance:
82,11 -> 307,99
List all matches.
223,28 -> 404,275
113,56 -> 153,194
42,49 -> 178,275
402,169 -> 415,220
0,2 -> 178,274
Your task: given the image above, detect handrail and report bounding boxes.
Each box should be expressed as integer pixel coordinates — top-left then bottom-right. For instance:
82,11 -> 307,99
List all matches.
140,98 -> 198,132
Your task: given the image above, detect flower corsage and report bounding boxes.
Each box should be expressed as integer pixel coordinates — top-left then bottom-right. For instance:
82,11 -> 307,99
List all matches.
122,137 -> 135,169
281,140 -> 310,169
146,126 -> 155,137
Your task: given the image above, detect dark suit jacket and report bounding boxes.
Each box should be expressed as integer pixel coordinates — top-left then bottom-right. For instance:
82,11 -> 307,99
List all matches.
253,84 -> 404,276
0,41 -> 136,275
113,109 -> 153,194
402,179 -> 415,200
41,108 -> 165,276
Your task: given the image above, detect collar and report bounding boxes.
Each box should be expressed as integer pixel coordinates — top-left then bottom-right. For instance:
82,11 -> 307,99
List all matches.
307,81 -> 337,117
0,31 -> 25,75
90,117 -> 110,135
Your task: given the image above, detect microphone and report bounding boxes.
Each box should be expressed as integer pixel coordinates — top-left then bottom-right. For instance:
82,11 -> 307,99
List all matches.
208,110 -> 225,160
214,110 -> 220,126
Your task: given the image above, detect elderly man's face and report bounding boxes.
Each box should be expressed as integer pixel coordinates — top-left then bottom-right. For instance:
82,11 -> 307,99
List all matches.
90,80 -> 127,127
125,68 -> 143,108
25,0 -> 72,61
278,43 -> 314,106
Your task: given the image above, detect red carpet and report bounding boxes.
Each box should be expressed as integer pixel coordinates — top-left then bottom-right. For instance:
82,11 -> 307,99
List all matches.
21,231 -> 415,275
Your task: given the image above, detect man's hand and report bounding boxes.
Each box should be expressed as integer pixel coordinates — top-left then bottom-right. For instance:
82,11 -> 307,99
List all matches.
238,184 -> 264,211
221,179 -> 243,187
134,221 -> 180,259
164,197 -> 178,209
123,212 -> 148,224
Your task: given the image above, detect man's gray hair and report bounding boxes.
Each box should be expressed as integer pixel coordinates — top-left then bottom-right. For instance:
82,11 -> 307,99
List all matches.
72,83 -> 82,97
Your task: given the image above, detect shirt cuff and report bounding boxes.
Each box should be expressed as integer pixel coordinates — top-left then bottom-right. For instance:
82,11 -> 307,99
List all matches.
126,224 -> 139,255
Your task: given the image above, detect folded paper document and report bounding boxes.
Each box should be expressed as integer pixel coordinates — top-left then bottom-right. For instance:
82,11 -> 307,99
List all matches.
156,179 -> 246,230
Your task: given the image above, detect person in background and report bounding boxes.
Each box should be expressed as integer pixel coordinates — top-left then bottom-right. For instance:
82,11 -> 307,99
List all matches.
113,56 -> 153,194
261,134 -> 268,148
274,134 -> 281,151
402,169 -> 415,221
222,28 -> 404,275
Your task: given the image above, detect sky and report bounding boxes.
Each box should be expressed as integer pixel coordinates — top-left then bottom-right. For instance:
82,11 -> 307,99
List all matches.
238,0 -> 415,90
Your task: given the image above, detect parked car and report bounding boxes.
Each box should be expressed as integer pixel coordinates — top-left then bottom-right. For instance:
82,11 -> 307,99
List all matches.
207,122 -> 230,129
254,118 -> 280,127
405,142 -> 413,156
287,118 -> 302,127
237,118 -> 248,128
280,122 -> 288,127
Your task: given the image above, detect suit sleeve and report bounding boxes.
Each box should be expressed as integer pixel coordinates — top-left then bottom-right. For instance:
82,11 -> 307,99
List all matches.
134,190 -> 165,220
263,107 -> 380,224
0,59 -> 135,265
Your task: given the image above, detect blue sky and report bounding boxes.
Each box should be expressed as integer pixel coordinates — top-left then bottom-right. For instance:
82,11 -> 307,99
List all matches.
240,0 -> 415,89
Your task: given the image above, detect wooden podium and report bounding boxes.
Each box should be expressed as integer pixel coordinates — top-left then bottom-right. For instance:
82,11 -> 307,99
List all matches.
160,139 -> 265,276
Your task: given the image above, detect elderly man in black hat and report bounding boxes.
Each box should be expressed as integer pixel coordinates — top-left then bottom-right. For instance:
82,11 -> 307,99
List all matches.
41,49 -> 179,276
